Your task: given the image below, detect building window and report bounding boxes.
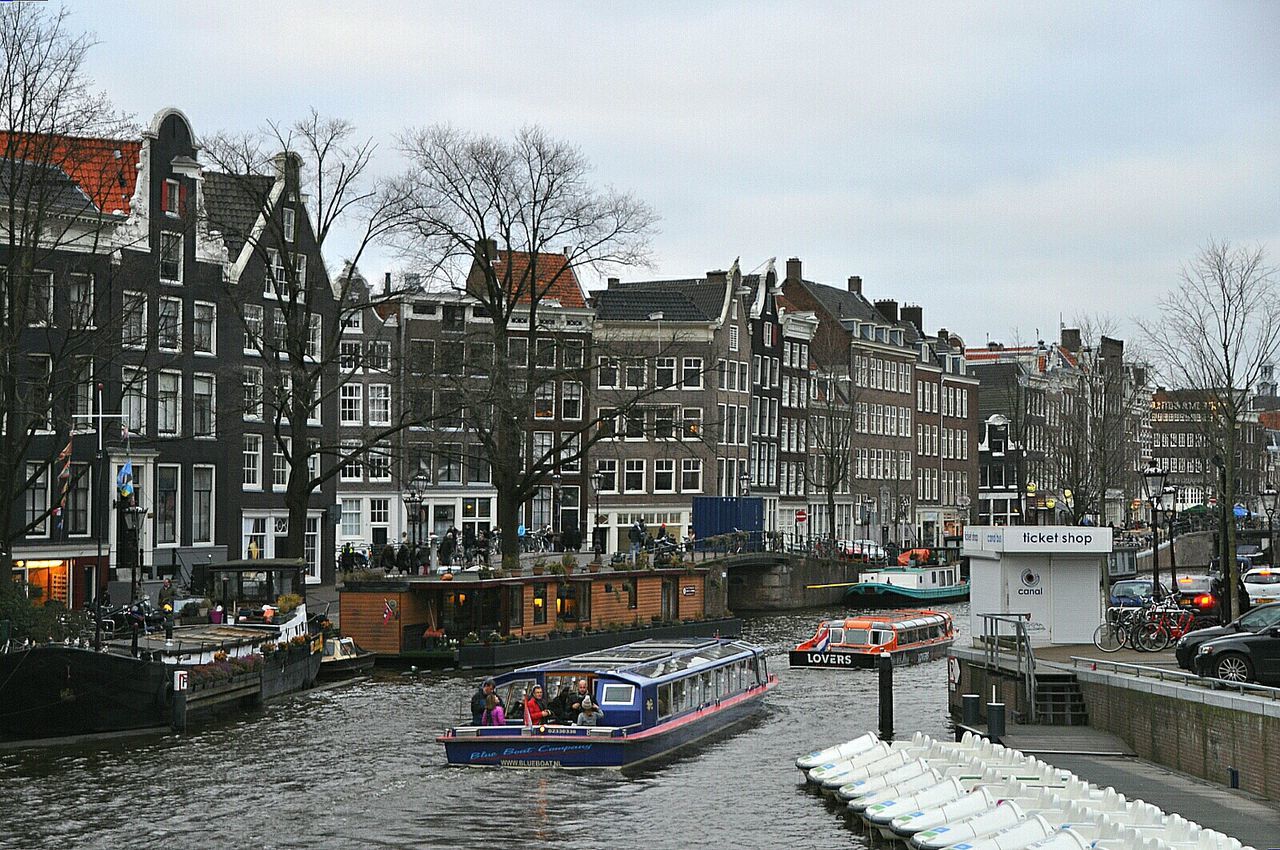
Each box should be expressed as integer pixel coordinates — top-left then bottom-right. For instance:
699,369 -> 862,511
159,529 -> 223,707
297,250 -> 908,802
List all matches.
368,444 -> 392,481
369,383 -> 391,425
341,498 -> 362,538
341,441 -> 364,481
656,357 -> 676,388
273,437 -> 291,488
562,381 -> 582,420
655,406 -> 676,439
164,179 -> 180,216
24,463 -> 47,536
243,366 -> 263,419
596,459 -> 617,493
340,340 -> 362,370
159,232 -> 182,283
156,465 -> 179,544
729,324 -> 739,352
531,486 -> 552,528
193,302 -> 216,354
67,463 -> 90,536
122,290 -> 146,348
72,357 -> 94,423
157,371 -> 180,435
122,368 -> 146,435
340,384 -> 363,425
265,249 -> 286,295
192,374 -> 215,437
366,341 -> 391,371
370,497 -> 389,525
536,338 -> 555,369
654,459 -> 675,493
192,466 -> 213,544
508,337 -> 528,367
243,304 -> 263,352
68,273 -> 94,329
597,357 -> 618,389
682,357 -> 703,389
625,360 -> 646,390
624,459 -> 645,493
560,432 -> 581,472
562,339 -> 584,369
534,382 -> 555,419
683,407 -> 702,440
306,314 -> 321,358
681,459 -> 703,493
243,434 -> 262,488
282,206 -> 296,242
158,297 -> 181,351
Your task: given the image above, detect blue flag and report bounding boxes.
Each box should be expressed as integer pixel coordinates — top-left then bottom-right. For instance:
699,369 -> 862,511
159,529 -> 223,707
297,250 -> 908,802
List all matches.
117,460 -> 134,498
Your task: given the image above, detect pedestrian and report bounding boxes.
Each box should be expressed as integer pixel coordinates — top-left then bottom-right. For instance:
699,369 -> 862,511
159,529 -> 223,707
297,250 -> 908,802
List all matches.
339,543 -> 355,572
396,541 -> 412,575
462,526 -> 477,566
439,530 -> 455,568
576,696 -> 603,727
628,521 -> 643,563
379,543 -> 396,571
483,693 -> 506,726
470,677 -> 499,726
162,603 -> 174,642
158,578 -> 176,611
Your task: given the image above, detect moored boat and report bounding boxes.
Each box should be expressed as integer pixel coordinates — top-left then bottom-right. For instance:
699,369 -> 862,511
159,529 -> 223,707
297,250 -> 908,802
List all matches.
318,636 -> 376,680
788,610 -> 955,669
437,637 -> 777,768
841,564 -> 969,604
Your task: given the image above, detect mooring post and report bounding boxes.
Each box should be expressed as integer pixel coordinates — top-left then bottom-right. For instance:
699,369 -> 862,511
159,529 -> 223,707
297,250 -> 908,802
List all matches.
961,693 -> 981,727
878,651 -> 893,742
987,700 -> 1006,742
171,669 -> 189,732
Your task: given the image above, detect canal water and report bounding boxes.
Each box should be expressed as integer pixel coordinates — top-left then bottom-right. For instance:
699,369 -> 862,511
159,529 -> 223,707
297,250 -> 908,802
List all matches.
0,603 -> 966,850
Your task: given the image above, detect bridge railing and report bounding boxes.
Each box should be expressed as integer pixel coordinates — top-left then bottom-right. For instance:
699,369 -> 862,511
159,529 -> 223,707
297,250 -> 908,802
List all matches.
977,612 -> 1037,723
1068,655 -> 1280,702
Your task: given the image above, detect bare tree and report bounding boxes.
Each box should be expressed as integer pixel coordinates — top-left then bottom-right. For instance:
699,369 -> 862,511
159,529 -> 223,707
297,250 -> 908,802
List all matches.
804,320 -> 855,544
390,125 -> 656,566
202,113 -> 407,563
1138,239 -> 1279,620
0,5 -> 135,583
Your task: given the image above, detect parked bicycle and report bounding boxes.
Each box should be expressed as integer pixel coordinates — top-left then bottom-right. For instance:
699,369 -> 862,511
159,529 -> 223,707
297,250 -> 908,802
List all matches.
1092,595 -> 1216,653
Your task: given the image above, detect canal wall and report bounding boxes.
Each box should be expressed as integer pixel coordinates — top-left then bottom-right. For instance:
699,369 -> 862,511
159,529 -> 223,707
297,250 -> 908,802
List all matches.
949,647 -> 1280,801
1133,530 -> 1215,574
727,556 -> 861,611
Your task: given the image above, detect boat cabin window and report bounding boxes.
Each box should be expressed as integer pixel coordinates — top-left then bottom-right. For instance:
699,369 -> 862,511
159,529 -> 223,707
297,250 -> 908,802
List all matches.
828,627 -> 844,644
600,683 -> 635,706
838,629 -> 870,645
501,678 -> 536,720
870,630 -> 891,645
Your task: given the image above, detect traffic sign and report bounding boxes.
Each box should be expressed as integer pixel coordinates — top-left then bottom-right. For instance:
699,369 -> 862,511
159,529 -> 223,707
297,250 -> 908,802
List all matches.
795,509 -> 808,524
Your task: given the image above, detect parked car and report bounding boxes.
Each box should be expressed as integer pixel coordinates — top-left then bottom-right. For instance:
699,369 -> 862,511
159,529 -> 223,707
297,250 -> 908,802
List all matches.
1174,573 -> 1223,618
840,539 -> 886,561
1175,602 -> 1280,670
1242,568 -> 1280,606
1108,578 -> 1171,608
1192,620 -> 1280,685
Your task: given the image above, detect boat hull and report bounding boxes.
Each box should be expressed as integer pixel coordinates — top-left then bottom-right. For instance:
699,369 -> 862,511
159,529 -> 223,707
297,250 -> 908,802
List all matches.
841,583 -> 969,604
317,652 -> 376,680
788,640 -> 954,669
439,680 -> 775,769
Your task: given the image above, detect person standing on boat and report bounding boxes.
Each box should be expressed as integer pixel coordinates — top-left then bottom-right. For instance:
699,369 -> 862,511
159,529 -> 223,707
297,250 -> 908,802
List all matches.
524,684 -> 549,726
568,678 -> 591,718
158,578 -> 176,611
470,678 -> 500,726
628,521 -> 643,563
482,693 -> 505,726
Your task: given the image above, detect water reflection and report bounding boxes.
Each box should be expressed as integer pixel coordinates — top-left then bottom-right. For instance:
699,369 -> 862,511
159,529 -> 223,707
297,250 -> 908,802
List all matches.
0,603 -> 966,850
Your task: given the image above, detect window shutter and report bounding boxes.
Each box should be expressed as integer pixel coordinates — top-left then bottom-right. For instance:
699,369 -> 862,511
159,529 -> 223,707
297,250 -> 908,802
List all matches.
179,184 -> 188,217
160,182 -> 169,213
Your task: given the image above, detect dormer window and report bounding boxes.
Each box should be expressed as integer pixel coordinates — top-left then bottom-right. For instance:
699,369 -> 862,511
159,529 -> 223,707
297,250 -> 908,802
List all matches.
164,180 -> 180,217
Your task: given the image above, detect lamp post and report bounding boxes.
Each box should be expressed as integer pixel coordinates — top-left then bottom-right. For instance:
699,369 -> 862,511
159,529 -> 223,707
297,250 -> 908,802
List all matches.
1140,459 -> 1169,598
123,503 -> 148,603
591,471 -> 604,561
1163,484 -> 1179,589
552,472 -> 562,551
739,470 -> 750,497
861,497 -> 874,546
403,475 -> 425,566
1025,481 -> 1038,526
1261,482 -> 1277,569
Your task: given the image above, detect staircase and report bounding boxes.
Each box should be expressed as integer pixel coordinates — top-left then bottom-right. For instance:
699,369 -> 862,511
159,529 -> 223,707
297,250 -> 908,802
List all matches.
1034,671 -> 1089,726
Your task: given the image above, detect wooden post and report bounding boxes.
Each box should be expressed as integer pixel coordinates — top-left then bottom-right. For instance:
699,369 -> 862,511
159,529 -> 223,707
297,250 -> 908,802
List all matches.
171,669 -> 189,732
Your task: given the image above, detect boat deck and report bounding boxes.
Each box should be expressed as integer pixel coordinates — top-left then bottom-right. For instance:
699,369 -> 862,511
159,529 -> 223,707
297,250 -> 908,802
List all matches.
106,625 -> 269,656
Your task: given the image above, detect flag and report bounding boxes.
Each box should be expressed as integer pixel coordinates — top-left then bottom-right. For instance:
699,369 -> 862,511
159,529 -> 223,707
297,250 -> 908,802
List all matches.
813,627 -> 831,652
55,438 -> 72,531
117,460 -> 134,498
383,598 -> 397,624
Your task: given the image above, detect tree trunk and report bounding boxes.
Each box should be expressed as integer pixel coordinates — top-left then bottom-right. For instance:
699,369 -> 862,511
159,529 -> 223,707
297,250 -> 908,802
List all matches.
827,490 -> 837,542
284,469 -> 310,562
497,486 -> 522,571
1224,429 -> 1240,622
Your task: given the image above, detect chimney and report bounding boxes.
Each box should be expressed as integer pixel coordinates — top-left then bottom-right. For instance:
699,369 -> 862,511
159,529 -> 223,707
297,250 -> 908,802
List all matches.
563,246 -> 572,257
384,271 -> 392,294
786,257 -> 802,282
938,327 -> 949,343
607,277 -> 620,288
706,269 -> 728,287
476,238 -> 498,262
847,275 -> 862,294
901,304 -> 923,332
874,299 -> 899,323
1061,327 -> 1082,353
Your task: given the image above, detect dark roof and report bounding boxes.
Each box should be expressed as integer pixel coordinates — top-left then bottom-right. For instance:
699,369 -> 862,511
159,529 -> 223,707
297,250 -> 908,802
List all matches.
0,159 -> 97,214
608,277 -> 727,323
594,288 -> 709,322
203,171 -> 275,257
787,278 -> 923,345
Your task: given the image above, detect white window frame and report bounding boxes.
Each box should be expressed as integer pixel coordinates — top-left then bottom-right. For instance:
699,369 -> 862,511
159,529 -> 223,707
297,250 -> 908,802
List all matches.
340,383 -> 363,426
368,443 -> 392,482
69,272 -> 94,330
192,465 -> 215,544
282,206 -> 296,242
682,357 -> 704,389
159,231 -> 183,284
243,366 -> 263,421
164,179 -> 180,217
157,370 -> 181,436
122,290 -> 147,349
654,459 -> 676,494
155,464 -> 180,546
681,458 -> 703,493
368,383 -> 391,426
273,436 -> 291,489
624,459 -> 645,494
192,372 -> 216,437
243,303 -> 263,354
158,296 -> 182,352
243,433 -> 263,489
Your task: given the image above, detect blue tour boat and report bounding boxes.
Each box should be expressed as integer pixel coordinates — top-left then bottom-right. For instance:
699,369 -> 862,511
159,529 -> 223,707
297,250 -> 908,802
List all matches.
437,637 -> 778,769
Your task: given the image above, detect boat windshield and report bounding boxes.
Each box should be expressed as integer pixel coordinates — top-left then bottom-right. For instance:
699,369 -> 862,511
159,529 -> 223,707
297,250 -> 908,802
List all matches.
870,630 -> 892,645
836,629 -> 871,645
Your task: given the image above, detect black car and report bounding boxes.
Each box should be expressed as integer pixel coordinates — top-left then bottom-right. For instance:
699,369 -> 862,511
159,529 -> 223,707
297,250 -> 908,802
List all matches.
1193,628 -> 1280,685
1175,602 -> 1280,670
1173,573 -> 1222,619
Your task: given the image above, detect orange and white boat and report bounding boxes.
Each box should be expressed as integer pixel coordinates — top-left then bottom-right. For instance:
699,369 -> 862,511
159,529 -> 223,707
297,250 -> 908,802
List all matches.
788,610 -> 955,669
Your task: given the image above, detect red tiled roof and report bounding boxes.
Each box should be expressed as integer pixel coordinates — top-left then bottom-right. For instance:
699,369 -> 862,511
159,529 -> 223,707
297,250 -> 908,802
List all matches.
480,251 -> 588,308
1259,411 -> 1280,430
0,132 -> 141,215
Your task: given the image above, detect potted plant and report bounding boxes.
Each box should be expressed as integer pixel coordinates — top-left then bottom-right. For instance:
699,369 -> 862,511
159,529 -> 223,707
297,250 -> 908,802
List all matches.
548,561 -> 566,577
560,553 -> 577,575
636,551 -> 650,570
588,560 -> 601,574
532,559 -> 547,576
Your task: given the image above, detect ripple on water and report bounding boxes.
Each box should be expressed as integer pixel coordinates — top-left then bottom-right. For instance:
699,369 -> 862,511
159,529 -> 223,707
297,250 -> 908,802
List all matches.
0,603 -> 967,850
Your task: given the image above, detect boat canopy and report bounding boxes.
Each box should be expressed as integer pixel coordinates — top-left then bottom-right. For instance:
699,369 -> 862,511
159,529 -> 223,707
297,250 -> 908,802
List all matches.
503,637 -> 761,686
823,612 -> 951,632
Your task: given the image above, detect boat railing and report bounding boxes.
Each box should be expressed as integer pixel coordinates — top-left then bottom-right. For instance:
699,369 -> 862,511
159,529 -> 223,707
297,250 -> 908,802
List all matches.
976,612 -> 1037,724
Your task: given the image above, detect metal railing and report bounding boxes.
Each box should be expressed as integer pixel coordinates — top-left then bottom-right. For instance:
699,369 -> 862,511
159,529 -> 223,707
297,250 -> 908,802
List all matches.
978,612 -> 1038,723
1068,655 -> 1280,702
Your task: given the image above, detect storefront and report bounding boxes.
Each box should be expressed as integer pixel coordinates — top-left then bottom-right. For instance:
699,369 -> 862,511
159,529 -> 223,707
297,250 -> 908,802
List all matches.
11,550 -> 106,609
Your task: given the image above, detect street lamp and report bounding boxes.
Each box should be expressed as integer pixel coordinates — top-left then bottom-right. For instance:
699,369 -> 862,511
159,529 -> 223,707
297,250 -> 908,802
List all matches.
552,472 -> 562,550
1026,482 -> 1038,526
1140,459 -> 1169,598
739,470 -> 750,497
1261,482 -> 1278,569
122,503 -> 148,603
1162,484 -> 1179,589
403,476 -> 425,551
591,471 -> 605,560
861,497 -> 874,546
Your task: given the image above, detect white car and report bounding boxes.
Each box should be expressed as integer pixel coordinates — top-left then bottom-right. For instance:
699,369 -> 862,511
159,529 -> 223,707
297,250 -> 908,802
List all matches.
1242,567 -> 1280,606
842,539 -> 886,561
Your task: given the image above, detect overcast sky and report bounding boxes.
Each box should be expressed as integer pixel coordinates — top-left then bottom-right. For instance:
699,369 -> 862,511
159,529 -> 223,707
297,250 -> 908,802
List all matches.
76,2 -> 1279,347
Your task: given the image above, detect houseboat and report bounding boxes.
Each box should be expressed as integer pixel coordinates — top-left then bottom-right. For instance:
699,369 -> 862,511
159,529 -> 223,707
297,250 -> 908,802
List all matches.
788,610 -> 955,669
0,559 -> 322,743
838,564 -> 969,604
339,563 -> 740,668
437,637 -> 778,769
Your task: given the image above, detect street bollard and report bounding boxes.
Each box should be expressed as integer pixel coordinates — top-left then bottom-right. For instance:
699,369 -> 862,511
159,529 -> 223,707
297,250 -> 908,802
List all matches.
878,652 -> 894,742
987,701 -> 1006,741
961,693 -> 981,727
1228,767 -> 1240,789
